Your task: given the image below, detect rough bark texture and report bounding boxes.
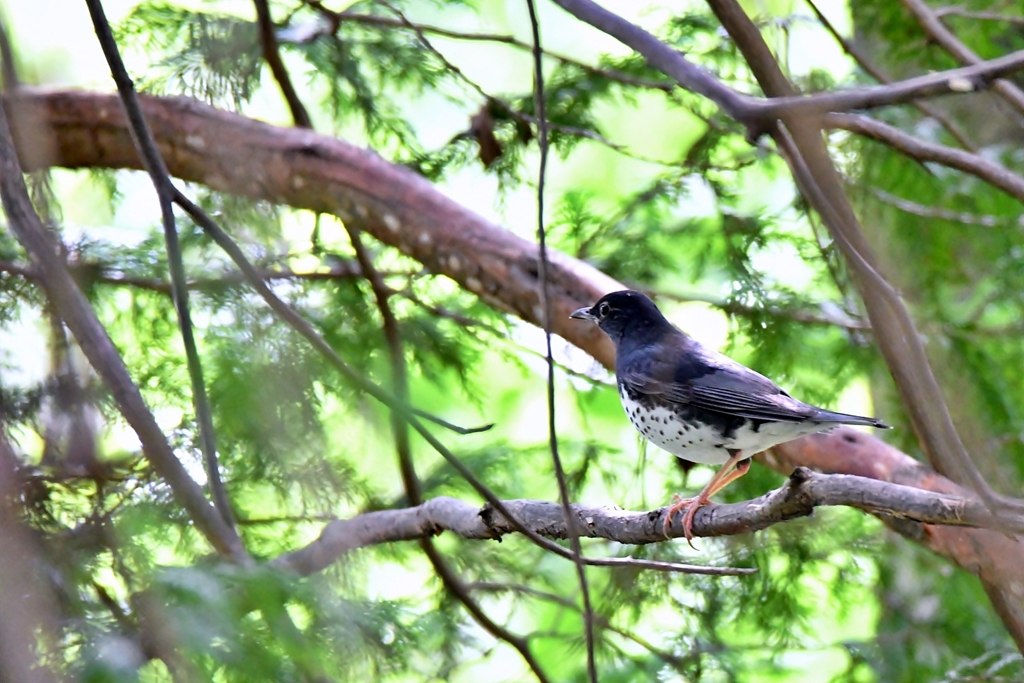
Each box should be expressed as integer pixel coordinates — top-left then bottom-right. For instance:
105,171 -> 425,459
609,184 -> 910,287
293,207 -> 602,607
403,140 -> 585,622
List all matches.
7,89 -> 618,367
271,466 -> 998,577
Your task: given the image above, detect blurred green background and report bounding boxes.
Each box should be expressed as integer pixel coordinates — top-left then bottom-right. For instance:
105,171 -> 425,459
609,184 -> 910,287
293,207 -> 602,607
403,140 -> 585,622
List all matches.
1,0 -> 1023,681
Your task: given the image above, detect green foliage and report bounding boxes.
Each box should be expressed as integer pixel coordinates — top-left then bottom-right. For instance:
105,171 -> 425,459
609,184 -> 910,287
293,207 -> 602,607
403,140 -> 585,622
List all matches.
2,0 -> 1021,681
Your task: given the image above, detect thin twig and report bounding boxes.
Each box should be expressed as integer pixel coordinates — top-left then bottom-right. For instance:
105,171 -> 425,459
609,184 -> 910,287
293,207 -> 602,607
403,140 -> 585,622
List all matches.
299,0 -> 675,92
468,582 -> 691,671
525,2 -> 598,681
867,186 -> 1024,227
84,0 -> 235,529
805,0 -> 975,150
347,225 -> 551,683
827,112 -> 1024,204
254,0 -> 313,128
0,80 -> 246,563
934,7 -> 1024,26
376,0 -> 671,168
900,0 -> 1024,119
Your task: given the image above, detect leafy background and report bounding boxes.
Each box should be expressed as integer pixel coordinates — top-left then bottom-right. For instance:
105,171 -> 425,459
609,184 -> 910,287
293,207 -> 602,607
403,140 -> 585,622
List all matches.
1,0 -> 1023,681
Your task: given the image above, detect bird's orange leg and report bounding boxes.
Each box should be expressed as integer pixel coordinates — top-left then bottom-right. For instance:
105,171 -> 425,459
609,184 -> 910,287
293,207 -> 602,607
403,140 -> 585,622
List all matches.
664,450 -> 751,547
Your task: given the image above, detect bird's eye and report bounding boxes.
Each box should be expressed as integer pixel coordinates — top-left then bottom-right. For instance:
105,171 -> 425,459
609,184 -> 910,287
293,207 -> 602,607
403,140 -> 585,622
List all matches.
598,302 -> 610,317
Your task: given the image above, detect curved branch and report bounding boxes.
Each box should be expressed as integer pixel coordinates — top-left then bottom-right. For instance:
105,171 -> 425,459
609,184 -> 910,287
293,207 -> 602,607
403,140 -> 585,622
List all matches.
270,466 -> 1000,577
11,88 -> 621,367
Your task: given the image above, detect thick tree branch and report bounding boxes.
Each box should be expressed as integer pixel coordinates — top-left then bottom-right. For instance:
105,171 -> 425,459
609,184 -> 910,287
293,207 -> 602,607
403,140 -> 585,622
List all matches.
16,87 -> 1024,633
270,467 -> 1000,575
10,88 -> 621,366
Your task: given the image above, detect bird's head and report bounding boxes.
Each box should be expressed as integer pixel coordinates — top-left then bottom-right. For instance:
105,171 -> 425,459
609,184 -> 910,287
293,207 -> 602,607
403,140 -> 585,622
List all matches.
570,290 -> 673,346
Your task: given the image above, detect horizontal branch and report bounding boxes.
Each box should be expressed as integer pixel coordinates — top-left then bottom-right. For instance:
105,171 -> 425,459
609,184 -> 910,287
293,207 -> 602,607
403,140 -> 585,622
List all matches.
271,467 -> 1001,577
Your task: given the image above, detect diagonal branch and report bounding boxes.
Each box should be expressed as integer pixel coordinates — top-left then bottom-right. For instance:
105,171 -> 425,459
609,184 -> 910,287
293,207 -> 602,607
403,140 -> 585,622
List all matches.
347,226 -> 551,682
900,0 -> 1024,118
12,88 -> 622,365
826,112 -> 1024,203
0,97 -> 247,561
254,0 -> 313,128
85,0 -> 235,529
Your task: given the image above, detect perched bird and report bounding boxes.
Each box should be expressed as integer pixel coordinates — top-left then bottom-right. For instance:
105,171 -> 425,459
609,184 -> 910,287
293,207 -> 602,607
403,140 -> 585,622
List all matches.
570,290 -> 890,544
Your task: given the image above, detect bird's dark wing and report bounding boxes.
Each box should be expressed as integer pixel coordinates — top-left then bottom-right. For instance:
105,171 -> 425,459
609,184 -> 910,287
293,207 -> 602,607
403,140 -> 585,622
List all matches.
619,341 -> 817,423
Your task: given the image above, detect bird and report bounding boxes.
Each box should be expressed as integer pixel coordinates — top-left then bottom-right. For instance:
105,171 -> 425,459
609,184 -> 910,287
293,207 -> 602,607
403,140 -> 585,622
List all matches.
570,290 -> 890,545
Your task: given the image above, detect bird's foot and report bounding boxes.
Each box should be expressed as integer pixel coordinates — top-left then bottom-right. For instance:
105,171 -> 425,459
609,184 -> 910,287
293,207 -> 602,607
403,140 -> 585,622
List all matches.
663,493 -> 711,549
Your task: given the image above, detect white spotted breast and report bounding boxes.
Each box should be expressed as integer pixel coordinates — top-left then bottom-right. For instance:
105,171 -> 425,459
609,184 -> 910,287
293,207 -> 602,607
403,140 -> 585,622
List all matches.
618,384 -> 832,465
618,384 -> 731,465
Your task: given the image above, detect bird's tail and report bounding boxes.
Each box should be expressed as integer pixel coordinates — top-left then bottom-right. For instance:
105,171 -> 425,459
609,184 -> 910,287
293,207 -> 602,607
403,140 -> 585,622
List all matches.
812,408 -> 891,429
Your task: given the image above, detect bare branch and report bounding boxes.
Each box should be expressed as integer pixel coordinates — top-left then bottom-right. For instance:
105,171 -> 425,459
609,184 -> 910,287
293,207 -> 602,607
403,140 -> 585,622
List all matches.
270,467 -> 1005,576
827,112 -> 1024,204
901,0 -> 1024,118
84,0 -> 235,530
805,0 -> 975,150
254,0 -> 313,128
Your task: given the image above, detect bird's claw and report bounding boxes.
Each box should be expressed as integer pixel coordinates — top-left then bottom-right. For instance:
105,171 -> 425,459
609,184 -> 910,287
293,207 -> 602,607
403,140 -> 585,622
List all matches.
663,494 -> 708,549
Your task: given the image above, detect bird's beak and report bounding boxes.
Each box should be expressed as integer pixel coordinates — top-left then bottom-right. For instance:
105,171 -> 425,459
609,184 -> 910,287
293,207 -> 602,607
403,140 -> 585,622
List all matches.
570,307 -> 597,322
